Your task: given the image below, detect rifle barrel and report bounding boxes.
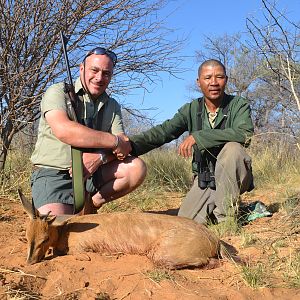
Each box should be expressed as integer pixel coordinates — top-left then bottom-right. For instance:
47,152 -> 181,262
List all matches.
60,31 -> 74,86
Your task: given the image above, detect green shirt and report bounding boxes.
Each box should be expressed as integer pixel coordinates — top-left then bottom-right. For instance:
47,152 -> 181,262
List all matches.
31,78 -> 124,169
130,94 -> 254,173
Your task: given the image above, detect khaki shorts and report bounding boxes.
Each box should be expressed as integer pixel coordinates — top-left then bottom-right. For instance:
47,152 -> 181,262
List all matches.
31,167 -> 102,208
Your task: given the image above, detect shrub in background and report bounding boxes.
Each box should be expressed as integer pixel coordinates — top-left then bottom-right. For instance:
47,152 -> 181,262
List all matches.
248,137 -> 300,188
141,148 -> 192,193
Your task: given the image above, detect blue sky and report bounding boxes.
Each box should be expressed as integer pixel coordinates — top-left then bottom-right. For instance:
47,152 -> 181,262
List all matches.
124,0 -> 299,124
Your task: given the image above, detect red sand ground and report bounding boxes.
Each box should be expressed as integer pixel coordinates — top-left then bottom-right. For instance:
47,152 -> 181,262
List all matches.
0,193 -> 299,300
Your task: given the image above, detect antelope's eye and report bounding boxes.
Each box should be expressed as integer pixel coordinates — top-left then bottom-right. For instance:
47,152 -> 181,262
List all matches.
42,237 -> 49,244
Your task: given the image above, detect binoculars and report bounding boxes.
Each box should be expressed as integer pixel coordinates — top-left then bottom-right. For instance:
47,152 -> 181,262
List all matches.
198,161 -> 216,190
193,146 -> 221,191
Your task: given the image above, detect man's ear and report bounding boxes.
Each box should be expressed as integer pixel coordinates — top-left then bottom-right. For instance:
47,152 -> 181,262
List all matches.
79,62 -> 84,73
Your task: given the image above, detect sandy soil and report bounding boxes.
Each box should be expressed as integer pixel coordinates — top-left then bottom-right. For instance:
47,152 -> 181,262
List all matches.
0,193 -> 299,300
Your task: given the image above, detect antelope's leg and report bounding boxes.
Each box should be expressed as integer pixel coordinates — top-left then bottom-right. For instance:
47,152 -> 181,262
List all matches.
148,227 -> 216,269
79,192 -> 97,215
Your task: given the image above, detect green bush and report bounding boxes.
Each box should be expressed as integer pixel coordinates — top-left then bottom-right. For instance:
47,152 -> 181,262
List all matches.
0,151 -> 32,198
249,138 -> 300,187
141,148 -> 192,193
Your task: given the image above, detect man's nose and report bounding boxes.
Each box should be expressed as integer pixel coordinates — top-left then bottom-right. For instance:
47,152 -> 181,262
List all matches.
210,76 -> 218,84
95,71 -> 104,80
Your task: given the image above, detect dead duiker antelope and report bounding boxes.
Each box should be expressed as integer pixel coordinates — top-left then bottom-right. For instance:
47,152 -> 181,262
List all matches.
19,190 -> 234,269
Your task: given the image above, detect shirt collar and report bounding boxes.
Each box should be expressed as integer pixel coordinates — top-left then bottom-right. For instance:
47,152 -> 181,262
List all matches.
204,102 -> 220,114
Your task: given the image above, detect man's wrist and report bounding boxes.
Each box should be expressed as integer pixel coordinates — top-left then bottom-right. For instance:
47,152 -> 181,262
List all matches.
112,135 -> 120,150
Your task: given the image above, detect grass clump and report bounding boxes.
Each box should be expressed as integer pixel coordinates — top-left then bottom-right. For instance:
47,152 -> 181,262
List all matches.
272,239 -> 288,248
0,150 -> 32,199
102,185 -> 172,212
144,269 -> 174,283
240,231 -> 258,248
95,292 -> 112,300
281,191 -> 300,216
240,262 -> 267,288
249,137 -> 300,188
209,215 -> 241,238
283,252 -> 300,288
141,149 -> 192,193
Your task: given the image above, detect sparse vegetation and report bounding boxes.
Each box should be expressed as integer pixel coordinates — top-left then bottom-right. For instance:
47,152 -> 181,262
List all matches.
240,231 -> 258,248
0,150 -> 32,198
209,215 -> 241,238
241,262 -> 267,289
249,137 -> 300,188
103,148 -> 191,212
143,268 -> 174,283
141,148 -> 192,193
283,252 -> 300,288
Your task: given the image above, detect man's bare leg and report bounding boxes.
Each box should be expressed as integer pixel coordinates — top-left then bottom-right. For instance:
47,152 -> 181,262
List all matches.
38,203 -> 73,215
92,156 -> 146,208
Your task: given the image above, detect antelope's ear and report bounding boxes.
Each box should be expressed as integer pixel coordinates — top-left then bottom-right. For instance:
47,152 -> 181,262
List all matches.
18,188 -> 39,220
52,214 -> 73,226
40,212 -> 70,226
47,215 -> 57,225
40,211 -> 57,225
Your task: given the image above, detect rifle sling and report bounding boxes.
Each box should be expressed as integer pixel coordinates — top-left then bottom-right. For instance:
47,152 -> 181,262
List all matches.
71,147 -> 85,214
64,83 -> 85,214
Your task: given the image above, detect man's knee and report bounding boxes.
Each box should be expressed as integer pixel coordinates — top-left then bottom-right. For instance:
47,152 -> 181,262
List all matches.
133,156 -> 147,180
221,142 -> 244,155
218,142 -> 250,164
216,142 -> 254,193
125,157 -> 147,186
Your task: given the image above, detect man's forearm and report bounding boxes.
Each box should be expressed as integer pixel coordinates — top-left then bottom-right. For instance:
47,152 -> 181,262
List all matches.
55,120 -> 118,149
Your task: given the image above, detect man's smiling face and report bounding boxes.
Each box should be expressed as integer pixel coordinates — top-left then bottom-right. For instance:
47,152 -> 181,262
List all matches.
80,54 -> 114,100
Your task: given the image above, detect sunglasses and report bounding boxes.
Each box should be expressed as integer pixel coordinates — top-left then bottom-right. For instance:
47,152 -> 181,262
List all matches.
84,47 -> 117,66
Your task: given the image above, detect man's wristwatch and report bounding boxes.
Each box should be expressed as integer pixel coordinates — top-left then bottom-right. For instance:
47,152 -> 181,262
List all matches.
112,134 -> 120,150
99,153 -> 108,165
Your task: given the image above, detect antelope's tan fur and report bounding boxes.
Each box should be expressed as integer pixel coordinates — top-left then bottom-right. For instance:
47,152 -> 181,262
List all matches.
20,191 -> 223,269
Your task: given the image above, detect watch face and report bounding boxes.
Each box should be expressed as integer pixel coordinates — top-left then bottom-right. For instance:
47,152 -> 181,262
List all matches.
101,154 -> 108,164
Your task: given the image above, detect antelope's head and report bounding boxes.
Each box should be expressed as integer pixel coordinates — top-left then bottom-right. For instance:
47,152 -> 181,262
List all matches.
18,189 -> 64,264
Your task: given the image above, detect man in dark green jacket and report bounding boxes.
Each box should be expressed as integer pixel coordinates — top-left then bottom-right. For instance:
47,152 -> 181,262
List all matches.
129,59 -> 254,224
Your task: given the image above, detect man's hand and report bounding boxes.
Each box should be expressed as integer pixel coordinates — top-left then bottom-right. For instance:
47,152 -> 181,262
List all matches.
82,152 -> 103,180
113,133 -> 132,160
69,152 -> 102,181
178,135 -> 196,158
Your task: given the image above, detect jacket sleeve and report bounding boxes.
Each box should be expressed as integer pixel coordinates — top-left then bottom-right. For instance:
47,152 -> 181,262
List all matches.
192,98 -> 254,151
130,104 -> 190,156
